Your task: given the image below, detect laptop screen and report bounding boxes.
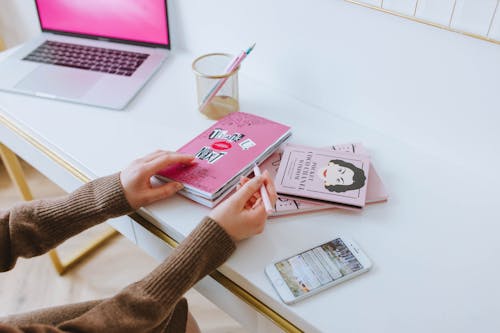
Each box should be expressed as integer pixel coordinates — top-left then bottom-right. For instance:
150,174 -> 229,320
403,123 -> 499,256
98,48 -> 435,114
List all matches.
35,0 -> 170,48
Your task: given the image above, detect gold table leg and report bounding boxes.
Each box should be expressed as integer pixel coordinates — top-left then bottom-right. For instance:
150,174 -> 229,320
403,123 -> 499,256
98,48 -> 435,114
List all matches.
48,228 -> 119,275
0,143 -> 119,275
0,143 -> 34,201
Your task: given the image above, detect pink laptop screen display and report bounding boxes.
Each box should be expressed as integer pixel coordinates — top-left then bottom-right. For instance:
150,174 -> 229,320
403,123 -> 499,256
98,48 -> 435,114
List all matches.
36,0 -> 169,46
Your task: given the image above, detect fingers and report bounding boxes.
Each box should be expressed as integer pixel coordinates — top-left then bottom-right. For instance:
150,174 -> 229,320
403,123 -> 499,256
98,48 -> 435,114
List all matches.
241,171 -> 276,198
244,192 -> 260,209
145,152 -> 195,174
246,199 -> 268,233
262,170 -> 278,205
239,176 -> 250,186
231,175 -> 265,208
251,197 -> 263,209
236,176 -> 251,190
148,182 -> 184,203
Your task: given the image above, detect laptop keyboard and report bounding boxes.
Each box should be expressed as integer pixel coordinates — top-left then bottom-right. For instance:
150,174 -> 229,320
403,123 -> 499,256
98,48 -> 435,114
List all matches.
23,41 -> 149,76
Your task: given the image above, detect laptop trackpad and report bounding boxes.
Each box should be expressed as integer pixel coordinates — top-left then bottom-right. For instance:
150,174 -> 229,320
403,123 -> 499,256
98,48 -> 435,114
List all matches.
15,65 -> 102,99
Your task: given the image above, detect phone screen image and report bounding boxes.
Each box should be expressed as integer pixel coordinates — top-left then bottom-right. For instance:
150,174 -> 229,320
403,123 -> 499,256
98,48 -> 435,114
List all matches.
274,238 -> 364,297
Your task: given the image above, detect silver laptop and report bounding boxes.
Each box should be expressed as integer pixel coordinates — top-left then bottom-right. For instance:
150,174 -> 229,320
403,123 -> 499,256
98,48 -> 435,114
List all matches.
0,0 -> 170,110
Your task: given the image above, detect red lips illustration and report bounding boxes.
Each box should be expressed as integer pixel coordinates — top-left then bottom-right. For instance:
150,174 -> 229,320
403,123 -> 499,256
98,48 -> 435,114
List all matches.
211,141 -> 232,150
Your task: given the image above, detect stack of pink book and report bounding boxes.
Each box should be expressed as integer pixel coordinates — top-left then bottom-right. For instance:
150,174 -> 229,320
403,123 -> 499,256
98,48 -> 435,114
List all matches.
156,112 -> 291,207
262,143 -> 388,217
154,111 -> 387,213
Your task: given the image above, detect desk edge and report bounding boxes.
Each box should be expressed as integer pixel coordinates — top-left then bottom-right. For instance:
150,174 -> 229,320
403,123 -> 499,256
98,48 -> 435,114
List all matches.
0,111 -> 304,333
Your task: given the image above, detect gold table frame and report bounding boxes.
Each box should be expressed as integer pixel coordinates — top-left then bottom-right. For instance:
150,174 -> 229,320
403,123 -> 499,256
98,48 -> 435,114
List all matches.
0,113 -> 303,332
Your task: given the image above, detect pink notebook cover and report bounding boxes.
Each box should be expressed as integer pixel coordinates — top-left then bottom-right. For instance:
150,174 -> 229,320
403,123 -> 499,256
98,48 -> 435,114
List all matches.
274,143 -> 371,209
157,112 -> 291,199
260,143 -> 388,216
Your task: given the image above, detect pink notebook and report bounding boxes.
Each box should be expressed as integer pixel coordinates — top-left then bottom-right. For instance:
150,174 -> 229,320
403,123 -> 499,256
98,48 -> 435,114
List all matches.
260,143 -> 388,216
156,112 -> 291,207
274,143 -> 371,210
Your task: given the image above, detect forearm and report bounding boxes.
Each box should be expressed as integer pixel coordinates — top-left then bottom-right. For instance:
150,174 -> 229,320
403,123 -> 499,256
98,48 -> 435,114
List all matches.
57,217 -> 236,332
0,173 -> 132,272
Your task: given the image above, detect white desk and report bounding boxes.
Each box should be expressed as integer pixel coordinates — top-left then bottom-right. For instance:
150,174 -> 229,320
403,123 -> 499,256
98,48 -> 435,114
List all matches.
1,46 -> 500,333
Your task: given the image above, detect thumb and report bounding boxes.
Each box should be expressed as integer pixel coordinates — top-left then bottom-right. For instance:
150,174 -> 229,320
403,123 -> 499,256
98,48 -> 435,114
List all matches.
149,182 -> 184,202
232,176 -> 264,207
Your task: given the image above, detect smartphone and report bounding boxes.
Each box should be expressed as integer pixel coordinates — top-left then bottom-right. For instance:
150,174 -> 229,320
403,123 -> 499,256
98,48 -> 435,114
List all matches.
265,236 -> 372,304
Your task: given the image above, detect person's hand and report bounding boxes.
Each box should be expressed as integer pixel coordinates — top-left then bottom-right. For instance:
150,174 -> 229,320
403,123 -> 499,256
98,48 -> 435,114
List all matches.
120,150 -> 195,210
209,170 -> 277,242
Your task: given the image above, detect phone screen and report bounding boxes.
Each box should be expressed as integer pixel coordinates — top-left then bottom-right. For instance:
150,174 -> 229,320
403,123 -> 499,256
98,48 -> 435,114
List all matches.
274,238 -> 364,297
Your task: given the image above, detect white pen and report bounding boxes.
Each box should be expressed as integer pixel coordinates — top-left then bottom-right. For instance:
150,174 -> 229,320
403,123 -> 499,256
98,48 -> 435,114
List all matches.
253,163 -> 273,214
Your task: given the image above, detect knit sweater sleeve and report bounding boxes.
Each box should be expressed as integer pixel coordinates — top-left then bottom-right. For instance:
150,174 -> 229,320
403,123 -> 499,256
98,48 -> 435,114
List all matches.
57,217 -> 236,332
0,173 -> 132,272
0,217 -> 236,333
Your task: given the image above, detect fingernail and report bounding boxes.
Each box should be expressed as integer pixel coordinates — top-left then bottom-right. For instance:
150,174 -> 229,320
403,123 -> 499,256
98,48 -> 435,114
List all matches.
176,183 -> 184,190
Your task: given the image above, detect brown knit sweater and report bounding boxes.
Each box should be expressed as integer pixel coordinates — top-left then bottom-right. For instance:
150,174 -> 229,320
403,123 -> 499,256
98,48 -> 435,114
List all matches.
0,173 -> 236,332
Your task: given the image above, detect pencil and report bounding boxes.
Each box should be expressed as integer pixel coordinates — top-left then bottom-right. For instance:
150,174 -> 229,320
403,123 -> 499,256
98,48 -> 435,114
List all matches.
199,43 -> 256,112
253,163 -> 273,214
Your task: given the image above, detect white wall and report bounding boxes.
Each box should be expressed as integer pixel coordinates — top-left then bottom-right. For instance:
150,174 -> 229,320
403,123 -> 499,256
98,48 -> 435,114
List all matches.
0,0 -> 39,48
1,0 -> 499,164
170,0 -> 500,165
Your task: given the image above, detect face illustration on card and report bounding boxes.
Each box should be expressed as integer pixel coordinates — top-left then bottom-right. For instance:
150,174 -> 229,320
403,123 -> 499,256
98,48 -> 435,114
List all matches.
318,159 -> 366,193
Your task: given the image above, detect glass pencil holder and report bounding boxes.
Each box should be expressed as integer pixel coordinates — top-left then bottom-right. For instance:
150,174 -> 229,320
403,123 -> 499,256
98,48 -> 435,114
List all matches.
192,53 -> 239,120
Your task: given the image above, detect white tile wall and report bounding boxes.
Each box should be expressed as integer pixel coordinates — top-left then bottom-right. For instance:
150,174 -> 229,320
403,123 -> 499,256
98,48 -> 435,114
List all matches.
415,0 -> 456,26
451,0 -> 498,35
347,0 -> 500,43
382,0 -> 418,16
488,2 -> 500,39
